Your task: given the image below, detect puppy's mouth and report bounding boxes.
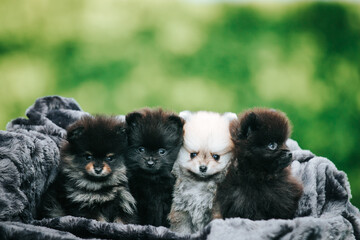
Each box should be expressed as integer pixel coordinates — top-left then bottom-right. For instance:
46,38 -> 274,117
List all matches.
273,152 -> 293,173
141,166 -> 160,173
186,169 -> 219,181
140,158 -> 161,172
85,174 -> 111,182
85,162 -> 112,180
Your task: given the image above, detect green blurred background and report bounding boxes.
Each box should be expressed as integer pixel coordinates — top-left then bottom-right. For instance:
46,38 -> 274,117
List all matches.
0,0 -> 359,206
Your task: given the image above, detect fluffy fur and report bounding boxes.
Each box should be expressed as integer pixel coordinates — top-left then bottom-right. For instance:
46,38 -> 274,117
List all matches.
40,115 -> 136,223
213,108 -> 303,220
169,111 -> 237,234
125,108 -> 184,227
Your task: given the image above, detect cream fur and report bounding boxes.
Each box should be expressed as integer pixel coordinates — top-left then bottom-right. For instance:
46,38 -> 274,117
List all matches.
177,111 -> 234,177
170,111 -> 236,234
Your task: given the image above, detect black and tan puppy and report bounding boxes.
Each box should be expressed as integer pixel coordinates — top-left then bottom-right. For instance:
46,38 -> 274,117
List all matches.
40,115 -> 136,223
125,108 -> 184,227
213,108 -> 303,220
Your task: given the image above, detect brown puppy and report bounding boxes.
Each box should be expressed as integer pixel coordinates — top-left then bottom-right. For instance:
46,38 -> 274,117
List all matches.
213,108 -> 303,220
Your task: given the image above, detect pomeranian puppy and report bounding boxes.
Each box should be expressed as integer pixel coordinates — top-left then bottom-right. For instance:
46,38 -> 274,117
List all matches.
125,108 -> 184,227
40,115 -> 136,223
169,111 -> 237,234
213,108 -> 303,220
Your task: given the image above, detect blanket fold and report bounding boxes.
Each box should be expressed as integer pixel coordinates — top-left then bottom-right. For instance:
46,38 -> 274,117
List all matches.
0,95 -> 359,240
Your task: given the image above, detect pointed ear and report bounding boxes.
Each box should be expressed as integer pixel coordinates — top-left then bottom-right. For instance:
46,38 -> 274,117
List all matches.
67,126 -> 85,141
116,115 -> 126,122
222,112 -> 238,122
125,112 -> 142,127
240,112 -> 259,139
168,115 -> 184,130
179,111 -> 192,121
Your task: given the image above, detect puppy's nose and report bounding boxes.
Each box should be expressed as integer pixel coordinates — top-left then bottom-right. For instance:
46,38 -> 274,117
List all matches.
199,165 -> 207,173
146,159 -> 155,168
287,152 -> 293,158
94,166 -> 103,174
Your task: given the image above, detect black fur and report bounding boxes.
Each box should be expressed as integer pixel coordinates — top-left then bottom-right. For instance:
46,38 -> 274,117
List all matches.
214,108 -> 303,220
125,108 -> 184,227
40,115 -> 137,223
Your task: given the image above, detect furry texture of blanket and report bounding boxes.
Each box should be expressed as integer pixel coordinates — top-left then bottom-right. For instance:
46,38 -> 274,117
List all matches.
0,96 -> 359,240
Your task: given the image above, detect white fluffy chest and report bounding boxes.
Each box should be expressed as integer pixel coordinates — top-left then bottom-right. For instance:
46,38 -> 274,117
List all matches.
173,178 -> 217,228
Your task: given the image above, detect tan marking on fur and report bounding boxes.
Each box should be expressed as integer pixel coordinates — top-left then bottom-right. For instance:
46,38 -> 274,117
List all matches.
198,154 -> 210,165
85,151 -> 92,156
212,202 -> 223,219
114,217 -> 124,224
213,145 -> 233,155
232,158 -> 239,168
97,215 -> 107,222
168,209 -> 185,225
168,209 -> 176,221
103,163 -> 112,174
106,153 -> 115,157
85,162 -> 94,173
62,155 -> 75,164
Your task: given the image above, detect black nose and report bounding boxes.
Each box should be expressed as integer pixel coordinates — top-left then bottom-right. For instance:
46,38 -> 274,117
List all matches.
199,165 -> 207,173
287,152 -> 293,158
94,167 -> 103,174
146,160 -> 155,168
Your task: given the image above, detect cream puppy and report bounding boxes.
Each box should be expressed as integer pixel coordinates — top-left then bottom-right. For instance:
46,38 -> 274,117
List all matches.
169,111 -> 236,234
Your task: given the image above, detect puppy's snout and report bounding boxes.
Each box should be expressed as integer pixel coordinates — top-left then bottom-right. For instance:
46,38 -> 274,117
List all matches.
94,166 -> 103,174
146,158 -> 155,168
287,152 -> 292,159
146,161 -> 154,167
199,165 -> 207,173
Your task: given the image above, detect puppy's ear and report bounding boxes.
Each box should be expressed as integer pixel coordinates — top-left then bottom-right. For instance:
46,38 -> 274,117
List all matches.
126,112 -> 142,127
116,115 -> 126,122
222,112 -> 238,122
240,112 -> 259,139
67,126 -> 85,141
179,111 -> 192,121
168,115 -> 184,133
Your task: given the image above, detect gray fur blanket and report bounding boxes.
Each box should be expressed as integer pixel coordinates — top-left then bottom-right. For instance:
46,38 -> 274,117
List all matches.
0,96 -> 359,240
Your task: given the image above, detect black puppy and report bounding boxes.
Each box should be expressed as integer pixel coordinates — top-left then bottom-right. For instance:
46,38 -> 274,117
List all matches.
40,115 -> 136,223
125,108 -> 184,227
214,108 -> 303,220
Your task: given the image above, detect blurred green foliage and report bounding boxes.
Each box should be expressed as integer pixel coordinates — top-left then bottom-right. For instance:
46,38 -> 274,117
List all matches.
0,1 -> 359,206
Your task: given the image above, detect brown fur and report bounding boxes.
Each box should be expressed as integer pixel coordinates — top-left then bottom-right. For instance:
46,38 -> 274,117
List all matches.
214,108 -> 303,220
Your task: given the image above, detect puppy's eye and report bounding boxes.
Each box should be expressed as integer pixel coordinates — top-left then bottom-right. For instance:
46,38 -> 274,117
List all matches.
158,148 -> 166,155
267,142 -> 278,150
190,152 -> 197,159
138,147 -> 145,153
106,156 -> 114,162
85,154 -> 93,161
212,154 -> 220,161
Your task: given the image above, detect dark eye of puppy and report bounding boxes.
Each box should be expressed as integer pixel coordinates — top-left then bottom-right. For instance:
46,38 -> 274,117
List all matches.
212,154 -> 220,161
190,152 -> 197,159
267,142 -> 278,150
158,148 -> 166,155
106,156 -> 114,162
85,154 -> 93,161
138,147 -> 145,153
